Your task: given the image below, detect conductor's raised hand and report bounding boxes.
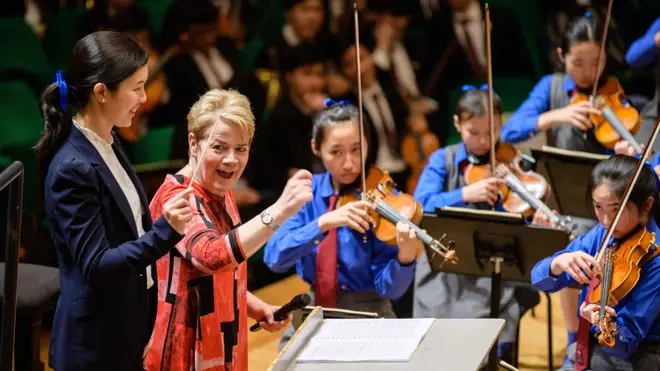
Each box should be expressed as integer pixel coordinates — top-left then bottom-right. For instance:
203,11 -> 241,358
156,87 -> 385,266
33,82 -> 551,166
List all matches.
163,187 -> 194,235
318,201 -> 375,234
274,169 -> 314,220
550,251 -> 600,285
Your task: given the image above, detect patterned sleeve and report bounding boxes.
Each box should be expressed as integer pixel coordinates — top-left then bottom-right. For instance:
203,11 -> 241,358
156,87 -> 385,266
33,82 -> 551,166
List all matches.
153,181 -> 246,273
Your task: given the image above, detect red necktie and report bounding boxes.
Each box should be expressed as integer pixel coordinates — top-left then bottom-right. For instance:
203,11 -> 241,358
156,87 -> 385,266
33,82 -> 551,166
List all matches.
315,193 -> 339,308
575,276 -> 601,371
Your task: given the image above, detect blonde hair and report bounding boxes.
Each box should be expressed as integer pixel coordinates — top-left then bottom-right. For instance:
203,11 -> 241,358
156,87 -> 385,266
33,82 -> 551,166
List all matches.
187,89 -> 255,143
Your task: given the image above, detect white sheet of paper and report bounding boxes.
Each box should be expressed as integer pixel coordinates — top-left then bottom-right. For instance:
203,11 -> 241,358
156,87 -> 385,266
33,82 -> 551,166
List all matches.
296,318 -> 434,363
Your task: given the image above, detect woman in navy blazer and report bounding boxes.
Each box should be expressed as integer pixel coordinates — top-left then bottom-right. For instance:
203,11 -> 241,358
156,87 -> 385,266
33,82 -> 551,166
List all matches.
35,31 -> 193,371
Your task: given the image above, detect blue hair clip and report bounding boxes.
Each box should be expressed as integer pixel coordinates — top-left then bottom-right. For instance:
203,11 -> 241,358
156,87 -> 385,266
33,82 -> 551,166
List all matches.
323,98 -> 351,108
635,154 -> 660,190
584,11 -> 591,18
55,70 -> 68,111
461,83 -> 494,93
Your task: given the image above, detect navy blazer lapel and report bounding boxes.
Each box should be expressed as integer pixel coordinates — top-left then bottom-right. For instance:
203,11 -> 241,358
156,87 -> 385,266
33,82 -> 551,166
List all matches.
68,127 -> 139,237
111,132 -> 152,230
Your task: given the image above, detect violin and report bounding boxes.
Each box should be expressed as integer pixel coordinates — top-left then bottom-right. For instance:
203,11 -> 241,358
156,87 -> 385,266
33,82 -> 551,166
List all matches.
337,167 -> 457,264
570,76 -> 642,151
568,0 -> 643,153
346,3 -> 458,266
588,226 -> 658,347
463,142 -> 551,218
400,127 -> 440,194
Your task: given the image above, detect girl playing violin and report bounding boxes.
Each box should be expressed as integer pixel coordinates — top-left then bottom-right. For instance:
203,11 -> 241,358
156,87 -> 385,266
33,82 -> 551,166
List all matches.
413,86 -> 519,363
532,155 -> 660,371
263,100 -> 422,347
501,13 -> 636,155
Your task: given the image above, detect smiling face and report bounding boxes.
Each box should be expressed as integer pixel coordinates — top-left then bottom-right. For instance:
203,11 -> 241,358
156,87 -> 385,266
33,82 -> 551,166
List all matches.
101,64 -> 148,128
189,120 -> 250,196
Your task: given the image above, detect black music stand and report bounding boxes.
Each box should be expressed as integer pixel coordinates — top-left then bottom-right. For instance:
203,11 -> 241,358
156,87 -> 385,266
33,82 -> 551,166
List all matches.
531,146 -> 607,219
421,207 -> 571,371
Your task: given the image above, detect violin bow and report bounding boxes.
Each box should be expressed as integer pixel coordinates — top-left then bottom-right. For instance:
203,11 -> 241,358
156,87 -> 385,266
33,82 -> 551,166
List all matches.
485,4 -> 495,174
594,116 -> 660,263
484,3 -> 498,212
589,0 -> 613,101
354,1 -> 367,193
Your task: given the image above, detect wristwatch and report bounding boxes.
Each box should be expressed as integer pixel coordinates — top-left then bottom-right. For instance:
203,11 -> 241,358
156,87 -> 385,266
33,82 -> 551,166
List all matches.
261,211 -> 280,230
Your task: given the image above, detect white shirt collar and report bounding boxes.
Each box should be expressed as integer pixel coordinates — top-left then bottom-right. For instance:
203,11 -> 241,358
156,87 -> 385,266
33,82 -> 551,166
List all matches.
73,119 -> 114,148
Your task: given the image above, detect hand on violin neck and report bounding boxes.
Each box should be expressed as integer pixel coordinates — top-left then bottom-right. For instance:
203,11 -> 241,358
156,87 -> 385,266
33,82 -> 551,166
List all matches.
580,302 -> 617,326
532,209 -> 559,229
537,102 -> 600,132
613,140 -> 645,157
461,177 -> 504,206
655,31 -> 660,48
395,222 -> 423,265
550,251 -> 601,285
318,201 -> 375,234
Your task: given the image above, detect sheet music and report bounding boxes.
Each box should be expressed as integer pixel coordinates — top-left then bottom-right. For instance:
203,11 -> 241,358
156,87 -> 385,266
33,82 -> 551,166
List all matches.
296,318 -> 433,363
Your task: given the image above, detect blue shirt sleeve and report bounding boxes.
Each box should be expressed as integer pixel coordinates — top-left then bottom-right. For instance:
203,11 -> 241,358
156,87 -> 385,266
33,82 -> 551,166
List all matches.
369,238 -> 415,300
263,203 -> 325,274
500,75 -> 553,143
651,152 -> 660,168
625,18 -> 660,68
530,224 -> 602,293
413,148 -> 464,213
602,256 -> 660,359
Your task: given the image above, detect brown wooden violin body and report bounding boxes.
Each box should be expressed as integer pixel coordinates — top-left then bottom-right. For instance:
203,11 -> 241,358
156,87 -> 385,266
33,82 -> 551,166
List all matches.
338,167 -> 457,264
588,227 -> 658,347
401,130 -> 440,194
570,76 -> 642,149
463,143 -> 551,217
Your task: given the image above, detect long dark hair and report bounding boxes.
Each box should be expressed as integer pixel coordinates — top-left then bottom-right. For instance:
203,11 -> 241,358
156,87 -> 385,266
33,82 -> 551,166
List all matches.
586,155 -> 660,226
35,30 -> 147,190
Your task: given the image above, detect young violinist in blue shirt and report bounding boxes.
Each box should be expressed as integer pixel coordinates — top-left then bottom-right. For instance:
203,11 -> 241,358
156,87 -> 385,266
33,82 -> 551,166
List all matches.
263,100 -> 422,347
501,14 -> 636,357
500,14 -> 637,155
531,155 -> 660,371
412,86 -> 519,363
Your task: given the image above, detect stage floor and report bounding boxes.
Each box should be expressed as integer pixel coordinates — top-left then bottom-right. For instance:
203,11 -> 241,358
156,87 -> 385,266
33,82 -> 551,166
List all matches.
40,274 -> 568,370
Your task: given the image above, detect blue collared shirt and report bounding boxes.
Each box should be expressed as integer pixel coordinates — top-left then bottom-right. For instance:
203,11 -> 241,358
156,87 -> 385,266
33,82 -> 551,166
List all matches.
501,74 -> 575,144
263,171 -> 415,300
625,18 -> 660,69
413,142 -> 505,213
531,219 -> 660,359
413,143 -> 468,212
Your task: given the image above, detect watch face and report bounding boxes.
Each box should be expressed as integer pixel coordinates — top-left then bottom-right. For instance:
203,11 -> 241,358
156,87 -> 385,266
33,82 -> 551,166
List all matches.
262,213 -> 273,224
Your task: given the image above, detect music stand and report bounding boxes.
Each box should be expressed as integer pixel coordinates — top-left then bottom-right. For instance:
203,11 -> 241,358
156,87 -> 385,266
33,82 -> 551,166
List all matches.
292,306 -> 379,330
421,207 -> 571,371
531,146 -> 607,219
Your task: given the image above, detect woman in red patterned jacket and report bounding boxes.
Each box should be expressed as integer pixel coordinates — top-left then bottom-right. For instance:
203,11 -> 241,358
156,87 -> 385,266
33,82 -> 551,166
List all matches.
145,88 -> 313,371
